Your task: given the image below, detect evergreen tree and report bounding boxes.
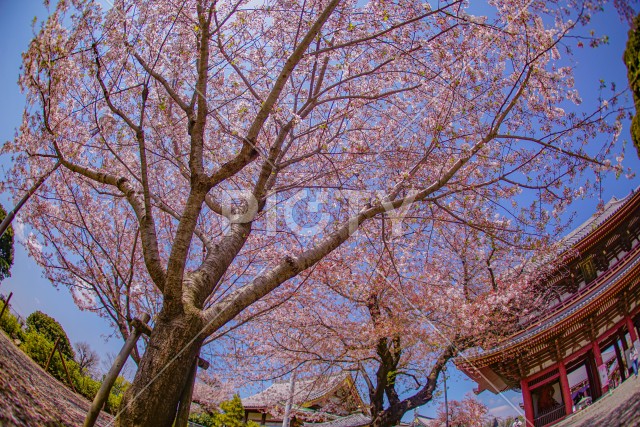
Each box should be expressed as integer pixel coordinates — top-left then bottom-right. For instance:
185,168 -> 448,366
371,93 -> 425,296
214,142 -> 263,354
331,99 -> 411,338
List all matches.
190,395 -> 259,427
26,311 -> 75,360
0,204 -> 14,282
625,15 -> 640,157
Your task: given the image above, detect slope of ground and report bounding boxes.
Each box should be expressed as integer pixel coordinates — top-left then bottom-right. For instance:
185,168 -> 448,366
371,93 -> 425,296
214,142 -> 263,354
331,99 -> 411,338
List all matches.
0,330 -> 112,427
555,375 -> 640,427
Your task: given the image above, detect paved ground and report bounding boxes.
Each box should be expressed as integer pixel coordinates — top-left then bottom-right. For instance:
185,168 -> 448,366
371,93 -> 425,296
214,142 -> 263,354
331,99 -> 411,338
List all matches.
0,331 -> 113,427
555,375 -> 640,427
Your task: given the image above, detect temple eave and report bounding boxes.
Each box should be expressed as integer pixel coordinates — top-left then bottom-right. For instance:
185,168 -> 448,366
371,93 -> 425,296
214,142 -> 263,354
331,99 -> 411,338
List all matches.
456,188 -> 640,427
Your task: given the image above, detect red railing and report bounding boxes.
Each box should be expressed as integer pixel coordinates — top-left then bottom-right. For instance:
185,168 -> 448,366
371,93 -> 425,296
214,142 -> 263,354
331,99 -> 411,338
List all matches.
534,405 -> 566,427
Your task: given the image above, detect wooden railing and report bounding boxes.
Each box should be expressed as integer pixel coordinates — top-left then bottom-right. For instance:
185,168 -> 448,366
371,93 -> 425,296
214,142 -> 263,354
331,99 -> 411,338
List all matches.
548,243 -> 639,313
522,242 -> 640,332
534,405 -> 566,427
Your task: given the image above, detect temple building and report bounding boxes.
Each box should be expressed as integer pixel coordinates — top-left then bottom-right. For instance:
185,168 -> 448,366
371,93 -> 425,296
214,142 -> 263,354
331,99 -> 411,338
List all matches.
456,189 -> 640,426
242,373 -> 367,427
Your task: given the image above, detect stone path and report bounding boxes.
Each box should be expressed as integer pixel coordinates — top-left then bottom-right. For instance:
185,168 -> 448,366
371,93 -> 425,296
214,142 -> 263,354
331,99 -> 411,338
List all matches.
0,330 -> 113,427
555,375 -> 640,427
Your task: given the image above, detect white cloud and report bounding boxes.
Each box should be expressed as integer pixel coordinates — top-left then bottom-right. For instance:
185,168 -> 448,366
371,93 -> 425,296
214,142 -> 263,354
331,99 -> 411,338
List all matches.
488,404 -> 520,418
13,217 -> 25,243
26,232 -> 43,253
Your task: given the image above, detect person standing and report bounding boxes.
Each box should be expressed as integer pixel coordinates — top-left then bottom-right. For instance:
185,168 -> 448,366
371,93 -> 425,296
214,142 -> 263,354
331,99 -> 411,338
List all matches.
631,347 -> 639,378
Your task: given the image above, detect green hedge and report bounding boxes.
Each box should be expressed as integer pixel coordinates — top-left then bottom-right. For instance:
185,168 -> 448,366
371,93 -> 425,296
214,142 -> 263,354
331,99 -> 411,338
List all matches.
189,395 -> 260,427
26,311 -> 75,360
0,300 -> 23,340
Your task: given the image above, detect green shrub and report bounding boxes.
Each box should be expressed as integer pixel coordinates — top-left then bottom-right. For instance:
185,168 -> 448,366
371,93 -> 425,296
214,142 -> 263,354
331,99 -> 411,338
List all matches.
218,394 -> 251,427
26,311 -> 75,359
74,371 -> 101,400
189,395 -> 259,427
0,300 -> 23,340
20,330 -> 70,383
20,330 -> 84,389
189,412 -> 217,427
106,392 -> 123,415
104,376 -> 130,414
0,204 -> 14,282
21,330 -> 54,366
8,308 -> 128,415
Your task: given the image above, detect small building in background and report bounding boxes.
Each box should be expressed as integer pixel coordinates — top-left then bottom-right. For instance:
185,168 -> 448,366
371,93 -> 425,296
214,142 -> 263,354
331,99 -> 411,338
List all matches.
409,414 -> 437,427
242,373 -> 368,427
304,413 -> 372,427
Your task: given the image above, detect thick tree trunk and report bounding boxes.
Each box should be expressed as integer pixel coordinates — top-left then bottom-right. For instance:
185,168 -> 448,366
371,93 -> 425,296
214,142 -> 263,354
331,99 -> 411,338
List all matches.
371,408 -> 406,427
369,379 -> 439,427
371,396 -> 433,427
115,310 -> 204,426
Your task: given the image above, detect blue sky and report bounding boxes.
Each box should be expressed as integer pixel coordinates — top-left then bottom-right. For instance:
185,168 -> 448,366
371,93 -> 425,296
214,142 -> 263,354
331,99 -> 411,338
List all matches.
1,0 -> 639,421
0,0 -> 124,360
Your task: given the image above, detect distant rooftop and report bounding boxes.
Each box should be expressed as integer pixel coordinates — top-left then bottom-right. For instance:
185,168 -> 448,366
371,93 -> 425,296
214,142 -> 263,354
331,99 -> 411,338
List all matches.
243,373 -> 351,410
304,413 -> 371,427
412,414 -> 437,427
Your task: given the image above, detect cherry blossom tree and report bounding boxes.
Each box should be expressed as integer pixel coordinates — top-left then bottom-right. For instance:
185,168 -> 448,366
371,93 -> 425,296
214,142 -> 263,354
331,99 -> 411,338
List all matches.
24,189 -> 159,364
4,0 -> 635,425
225,207 -> 557,427
434,394 -> 489,427
192,370 -> 234,413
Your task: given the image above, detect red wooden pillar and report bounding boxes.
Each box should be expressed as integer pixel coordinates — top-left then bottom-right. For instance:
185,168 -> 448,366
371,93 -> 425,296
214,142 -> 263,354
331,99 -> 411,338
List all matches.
592,340 -> 608,393
520,378 -> 535,427
614,339 -> 627,382
626,315 -> 638,343
558,362 -> 573,416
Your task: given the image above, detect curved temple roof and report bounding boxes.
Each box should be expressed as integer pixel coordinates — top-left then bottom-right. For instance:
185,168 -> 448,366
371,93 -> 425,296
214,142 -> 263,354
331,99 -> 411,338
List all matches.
468,239 -> 640,362
304,413 -> 371,427
242,373 -> 354,410
560,194 -> 630,250
456,188 -> 640,379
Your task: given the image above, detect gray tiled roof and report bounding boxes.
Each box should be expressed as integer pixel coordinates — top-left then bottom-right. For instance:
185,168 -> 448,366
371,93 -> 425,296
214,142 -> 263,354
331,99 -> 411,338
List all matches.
527,191 -> 634,272
243,373 -> 350,409
560,192 -> 631,249
412,415 -> 436,427
472,240 -> 640,359
305,413 -> 371,427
